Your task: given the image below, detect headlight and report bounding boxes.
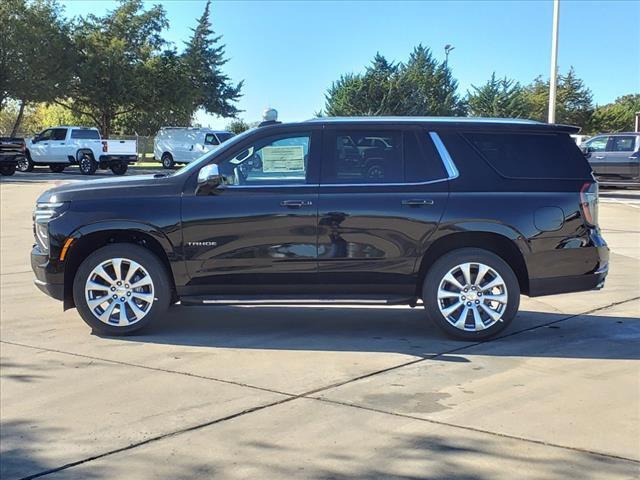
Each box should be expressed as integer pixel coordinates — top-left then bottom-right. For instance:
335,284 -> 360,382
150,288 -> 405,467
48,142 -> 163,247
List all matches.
33,202 -> 68,252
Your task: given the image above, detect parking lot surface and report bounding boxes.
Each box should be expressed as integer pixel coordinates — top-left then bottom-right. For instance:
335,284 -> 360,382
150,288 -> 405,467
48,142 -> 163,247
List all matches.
1,171 -> 639,479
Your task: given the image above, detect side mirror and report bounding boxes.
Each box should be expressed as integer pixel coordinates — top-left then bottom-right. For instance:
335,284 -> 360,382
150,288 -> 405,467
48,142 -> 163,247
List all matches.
197,164 -> 223,186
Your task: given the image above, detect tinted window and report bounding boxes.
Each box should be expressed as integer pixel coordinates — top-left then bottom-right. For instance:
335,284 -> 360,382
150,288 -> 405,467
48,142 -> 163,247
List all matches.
204,133 -> 219,146
70,129 -> 100,140
585,136 -> 609,152
464,132 -> 591,179
218,133 -> 310,186
37,129 -> 53,141
51,128 -> 67,141
216,132 -> 234,143
325,130 -> 402,184
404,132 -> 447,182
611,136 -> 636,152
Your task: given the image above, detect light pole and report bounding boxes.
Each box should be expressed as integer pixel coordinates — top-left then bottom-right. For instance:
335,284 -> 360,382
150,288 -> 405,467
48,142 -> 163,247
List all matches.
444,44 -> 455,65
548,0 -> 560,123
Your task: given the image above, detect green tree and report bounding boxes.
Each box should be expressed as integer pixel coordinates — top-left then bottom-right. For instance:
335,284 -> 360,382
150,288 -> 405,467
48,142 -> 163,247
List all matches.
323,46 -> 465,117
525,67 -> 593,129
590,94 -> 640,133
58,0 -> 173,137
183,0 -> 243,119
226,118 -> 250,134
0,0 -> 74,135
467,73 -> 528,118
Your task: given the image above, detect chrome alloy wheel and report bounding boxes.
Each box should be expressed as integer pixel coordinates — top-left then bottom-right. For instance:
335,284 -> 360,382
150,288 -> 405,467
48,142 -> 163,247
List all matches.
437,262 -> 508,332
84,258 -> 155,326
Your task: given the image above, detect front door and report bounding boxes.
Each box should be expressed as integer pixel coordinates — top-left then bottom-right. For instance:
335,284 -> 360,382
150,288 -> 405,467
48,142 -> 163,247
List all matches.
181,128 -> 321,295
584,135 -> 611,178
30,129 -> 53,161
316,126 -> 449,296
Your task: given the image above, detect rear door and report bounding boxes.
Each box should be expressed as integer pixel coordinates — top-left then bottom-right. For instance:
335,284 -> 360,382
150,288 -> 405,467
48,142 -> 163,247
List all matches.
48,128 -> 69,162
316,126 -> 449,296
607,135 -> 639,181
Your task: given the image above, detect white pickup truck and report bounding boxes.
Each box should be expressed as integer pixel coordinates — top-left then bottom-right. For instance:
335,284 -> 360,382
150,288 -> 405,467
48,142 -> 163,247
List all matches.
21,126 -> 137,175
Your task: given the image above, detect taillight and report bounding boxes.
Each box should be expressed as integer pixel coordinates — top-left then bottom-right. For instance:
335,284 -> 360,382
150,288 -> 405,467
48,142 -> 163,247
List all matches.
580,182 -> 598,227
102,141 -> 108,152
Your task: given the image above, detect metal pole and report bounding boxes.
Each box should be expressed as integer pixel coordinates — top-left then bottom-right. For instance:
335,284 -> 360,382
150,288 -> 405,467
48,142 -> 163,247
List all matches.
548,0 -> 560,123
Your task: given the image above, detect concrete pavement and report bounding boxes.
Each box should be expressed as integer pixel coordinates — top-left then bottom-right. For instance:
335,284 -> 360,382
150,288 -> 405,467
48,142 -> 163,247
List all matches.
1,178 -> 639,479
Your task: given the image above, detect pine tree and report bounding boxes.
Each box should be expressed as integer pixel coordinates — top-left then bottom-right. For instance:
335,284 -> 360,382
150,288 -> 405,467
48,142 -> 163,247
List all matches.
183,0 -> 243,118
467,73 -> 528,118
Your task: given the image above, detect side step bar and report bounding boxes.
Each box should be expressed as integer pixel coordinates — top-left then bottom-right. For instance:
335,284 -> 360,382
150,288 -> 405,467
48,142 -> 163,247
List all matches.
180,295 -> 420,307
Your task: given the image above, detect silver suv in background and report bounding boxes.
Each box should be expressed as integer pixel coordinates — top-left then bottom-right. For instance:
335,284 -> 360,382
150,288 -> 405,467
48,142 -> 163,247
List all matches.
583,133 -> 640,187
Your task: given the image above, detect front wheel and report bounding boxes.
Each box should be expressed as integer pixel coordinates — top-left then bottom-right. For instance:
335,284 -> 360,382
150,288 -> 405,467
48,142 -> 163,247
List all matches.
49,164 -> 66,173
0,164 -> 16,176
110,162 -> 128,175
78,152 -> 97,175
422,248 -> 520,341
161,153 -> 175,169
73,244 -> 171,335
17,156 -> 34,172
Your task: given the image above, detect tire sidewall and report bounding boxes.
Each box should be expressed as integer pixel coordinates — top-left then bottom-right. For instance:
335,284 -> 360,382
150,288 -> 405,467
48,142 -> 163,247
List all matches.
110,162 -> 128,175
73,244 -> 171,335
0,164 -> 16,176
423,248 -> 520,341
161,153 -> 174,169
17,156 -> 33,172
78,153 -> 97,175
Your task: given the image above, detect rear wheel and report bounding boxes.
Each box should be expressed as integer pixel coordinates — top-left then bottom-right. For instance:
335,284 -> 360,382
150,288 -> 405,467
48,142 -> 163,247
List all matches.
110,161 -> 128,175
49,164 -> 66,173
0,164 -> 16,176
423,248 -> 520,340
161,153 -> 175,169
17,155 -> 34,172
78,152 -> 97,175
73,244 -> 170,335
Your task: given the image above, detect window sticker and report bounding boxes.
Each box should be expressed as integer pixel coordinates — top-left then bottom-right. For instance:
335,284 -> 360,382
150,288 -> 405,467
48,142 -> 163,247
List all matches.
262,146 -> 305,173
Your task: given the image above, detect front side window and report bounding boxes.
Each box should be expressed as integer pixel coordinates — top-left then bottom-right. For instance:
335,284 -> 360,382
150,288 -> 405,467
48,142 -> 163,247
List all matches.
325,130 -> 402,184
37,129 -> 53,141
216,132 -> 234,143
217,133 -> 310,186
611,136 -> 636,152
204,133 -> 219,146
585,136 -> 609,152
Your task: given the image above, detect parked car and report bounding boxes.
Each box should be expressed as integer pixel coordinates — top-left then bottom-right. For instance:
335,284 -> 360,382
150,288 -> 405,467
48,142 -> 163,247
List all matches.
21,126 -> 137,175
31,117 -> 608,340
570,134 -> 590,146
0,137 -> 25,176
154,127 -> 234,168
582,133 -> 640,187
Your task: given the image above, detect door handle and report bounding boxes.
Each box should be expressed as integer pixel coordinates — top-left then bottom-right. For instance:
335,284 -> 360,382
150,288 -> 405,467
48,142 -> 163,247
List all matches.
280,200 -> 312,208
401,199 -> 434,206
595,156 -> 605,159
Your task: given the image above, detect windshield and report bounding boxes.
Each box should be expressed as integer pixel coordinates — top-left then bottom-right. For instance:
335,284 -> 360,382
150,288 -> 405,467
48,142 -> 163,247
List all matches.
172,128 -> 255,176
216,132 -> 234,143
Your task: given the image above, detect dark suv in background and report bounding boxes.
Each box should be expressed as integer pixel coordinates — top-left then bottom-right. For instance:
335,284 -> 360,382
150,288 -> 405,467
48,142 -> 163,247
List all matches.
582,132 -> 640,187
31,117 -> 608,340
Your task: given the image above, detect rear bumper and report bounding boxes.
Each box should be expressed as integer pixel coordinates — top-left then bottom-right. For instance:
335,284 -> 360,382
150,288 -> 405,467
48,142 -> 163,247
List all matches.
527,229 -> 609,297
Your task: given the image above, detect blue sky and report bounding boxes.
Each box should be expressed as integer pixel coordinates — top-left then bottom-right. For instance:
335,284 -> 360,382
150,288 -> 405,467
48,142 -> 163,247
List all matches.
62,0 -> 640,129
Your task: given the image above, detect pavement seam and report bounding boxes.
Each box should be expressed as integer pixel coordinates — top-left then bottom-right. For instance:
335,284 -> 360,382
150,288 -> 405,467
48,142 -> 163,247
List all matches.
8,295 -> 640,479
311,397 -> 640,465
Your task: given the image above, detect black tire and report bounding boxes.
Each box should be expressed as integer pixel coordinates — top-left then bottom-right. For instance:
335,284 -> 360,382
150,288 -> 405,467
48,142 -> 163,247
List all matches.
110,162 -> 128,175
49,164 -> 66,173
73,244 -> 171,335
78,152 -> 97,175
161,153 -> 175,169
0,164 -> 16,176
17,155 -> 34,172
422,248 -> 520,341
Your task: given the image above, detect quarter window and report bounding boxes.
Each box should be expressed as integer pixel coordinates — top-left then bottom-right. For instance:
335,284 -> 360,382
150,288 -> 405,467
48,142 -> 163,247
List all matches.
611,136 -> 636,152
218,133 -> 310,186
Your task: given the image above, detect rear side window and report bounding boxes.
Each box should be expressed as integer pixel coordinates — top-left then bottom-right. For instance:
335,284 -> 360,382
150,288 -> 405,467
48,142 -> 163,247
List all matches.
464,132 -> 591,179
70,129 -> 100,140
52,128 -> 67,141
611,136 -> 636,152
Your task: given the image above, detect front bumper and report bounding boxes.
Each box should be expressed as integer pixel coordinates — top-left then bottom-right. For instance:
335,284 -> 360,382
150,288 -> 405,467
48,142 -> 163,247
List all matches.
31,245 -> 64,301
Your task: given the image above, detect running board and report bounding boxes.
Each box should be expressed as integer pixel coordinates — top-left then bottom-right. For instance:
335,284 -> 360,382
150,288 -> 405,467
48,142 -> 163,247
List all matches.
180,295 -> 420,307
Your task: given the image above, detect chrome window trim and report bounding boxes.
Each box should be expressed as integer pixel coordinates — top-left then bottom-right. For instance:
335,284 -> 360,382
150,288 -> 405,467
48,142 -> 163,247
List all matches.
221,131 -> 459,189
429,131 -> 459,180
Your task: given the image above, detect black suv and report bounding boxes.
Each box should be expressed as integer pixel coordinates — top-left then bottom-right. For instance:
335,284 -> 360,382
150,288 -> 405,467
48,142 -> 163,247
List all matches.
31,117 -> 608,340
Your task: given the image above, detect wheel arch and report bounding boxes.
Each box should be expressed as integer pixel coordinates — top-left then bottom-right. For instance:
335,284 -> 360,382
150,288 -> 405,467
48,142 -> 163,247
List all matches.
416,230 -> 530,297
62,223 -> 177,309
